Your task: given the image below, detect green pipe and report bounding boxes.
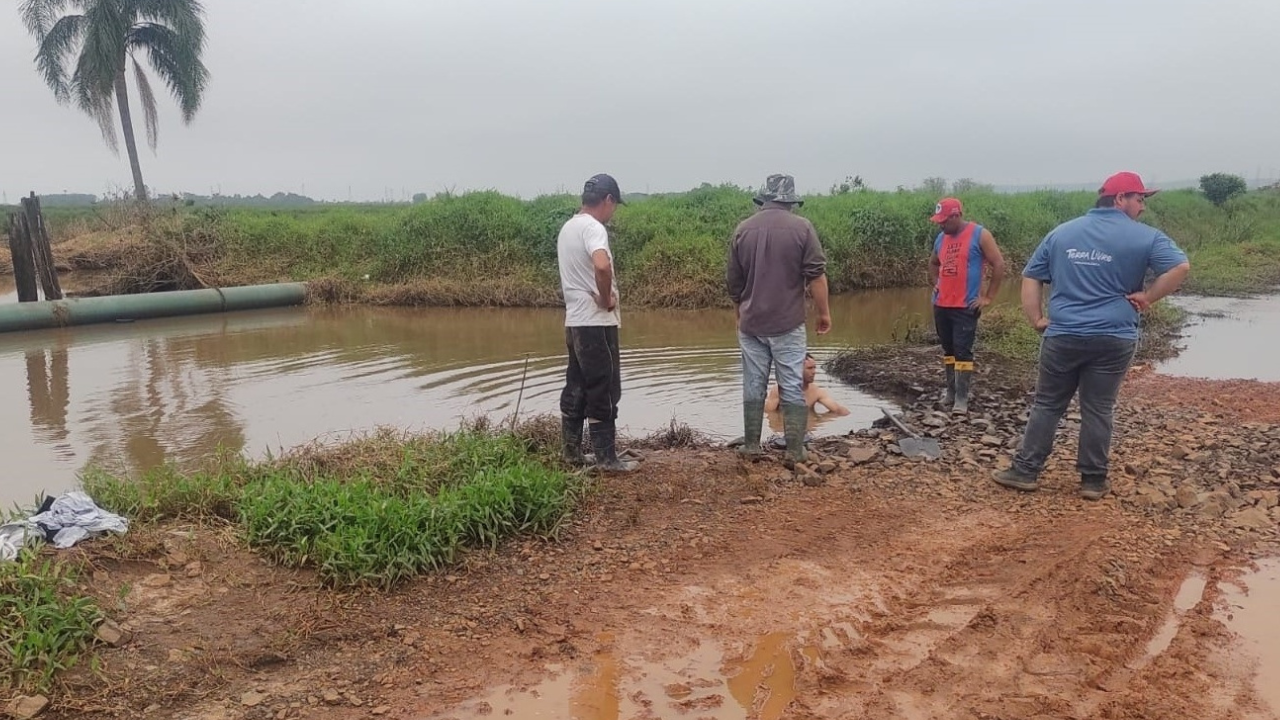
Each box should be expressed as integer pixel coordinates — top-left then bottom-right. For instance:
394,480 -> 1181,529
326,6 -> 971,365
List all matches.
0,282 -> 308,334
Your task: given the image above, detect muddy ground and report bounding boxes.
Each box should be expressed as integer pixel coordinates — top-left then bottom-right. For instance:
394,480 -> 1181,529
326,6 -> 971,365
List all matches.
22,343 -> 1280,720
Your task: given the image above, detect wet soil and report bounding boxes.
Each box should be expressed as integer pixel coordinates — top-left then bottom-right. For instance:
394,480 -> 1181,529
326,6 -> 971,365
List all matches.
33,344 -> 1280,720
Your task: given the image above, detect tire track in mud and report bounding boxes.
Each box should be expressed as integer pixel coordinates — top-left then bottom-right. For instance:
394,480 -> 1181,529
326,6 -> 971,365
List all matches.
426,454 -> 1260,720
612,499 -> 1089,719
602,500 -> 1186,720
772,510 -> 1110,718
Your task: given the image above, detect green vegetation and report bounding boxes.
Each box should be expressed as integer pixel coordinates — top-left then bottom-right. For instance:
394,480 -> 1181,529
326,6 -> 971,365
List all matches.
20,0 -> 210,201
1149,189 -> 1280,295
972,302 -> 1186,366
42,184 -> 1280,304
82,423 -> 579,589
1,549 -> 103,695
873,300 -> 1185,368
1199,173 -> 1248,207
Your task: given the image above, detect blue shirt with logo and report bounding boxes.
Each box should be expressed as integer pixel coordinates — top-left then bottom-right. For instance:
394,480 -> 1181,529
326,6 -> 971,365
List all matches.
1023,208 -> 1188,340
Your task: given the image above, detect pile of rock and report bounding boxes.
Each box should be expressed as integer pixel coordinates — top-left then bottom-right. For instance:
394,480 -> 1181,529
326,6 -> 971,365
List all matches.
815,346 -> 1279,538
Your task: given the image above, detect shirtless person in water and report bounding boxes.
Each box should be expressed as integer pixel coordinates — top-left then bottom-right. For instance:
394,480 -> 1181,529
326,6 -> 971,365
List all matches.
765,354 -> 850,416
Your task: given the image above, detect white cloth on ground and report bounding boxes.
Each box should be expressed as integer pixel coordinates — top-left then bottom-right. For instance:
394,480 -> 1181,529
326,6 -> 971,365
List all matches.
0,521 -> 41,561
26,491 -> 129,550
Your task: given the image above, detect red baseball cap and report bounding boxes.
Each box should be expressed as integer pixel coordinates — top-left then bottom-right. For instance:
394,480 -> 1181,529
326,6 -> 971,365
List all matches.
930,198 -> 962,223
1099,171 -> 1158,197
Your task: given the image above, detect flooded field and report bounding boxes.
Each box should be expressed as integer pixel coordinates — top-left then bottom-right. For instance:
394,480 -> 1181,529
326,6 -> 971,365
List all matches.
0,288 -> 946,508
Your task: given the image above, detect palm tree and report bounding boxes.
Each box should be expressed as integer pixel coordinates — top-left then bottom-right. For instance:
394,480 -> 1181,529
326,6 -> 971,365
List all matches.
20,0 -> 210,202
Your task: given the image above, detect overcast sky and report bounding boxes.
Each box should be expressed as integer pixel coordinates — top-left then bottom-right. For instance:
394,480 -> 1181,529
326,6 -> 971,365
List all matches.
1,0 -> 1278,202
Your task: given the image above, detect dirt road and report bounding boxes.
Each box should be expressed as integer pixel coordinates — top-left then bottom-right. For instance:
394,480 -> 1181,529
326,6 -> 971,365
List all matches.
44,359 -> 1280,720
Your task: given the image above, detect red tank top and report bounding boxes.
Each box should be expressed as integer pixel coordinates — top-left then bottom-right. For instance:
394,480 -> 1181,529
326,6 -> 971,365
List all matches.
933,222 -> 984,309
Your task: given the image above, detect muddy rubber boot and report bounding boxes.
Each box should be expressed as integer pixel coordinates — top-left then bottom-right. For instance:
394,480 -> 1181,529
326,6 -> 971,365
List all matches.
560,416 -> 594,467
782,404 -> 809,464
953,367 -> 972,415
590,421 -> 638,473
738,400 -> 766,458
943,358 -> 956,407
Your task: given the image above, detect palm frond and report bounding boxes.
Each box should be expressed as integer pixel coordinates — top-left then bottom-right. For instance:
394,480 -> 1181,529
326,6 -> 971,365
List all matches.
33,13 -> 86,102
134,0 -> 206,50
128,22 -> 209,123
71,62 -> 118,153
18,0 -> 78,38
133,57 -> 160,151
70,0 -> 129,124
74,2 -> 127,83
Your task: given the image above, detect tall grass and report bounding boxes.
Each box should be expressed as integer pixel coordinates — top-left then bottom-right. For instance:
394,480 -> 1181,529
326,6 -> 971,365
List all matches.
46,187 -> 1280,303
82,426 -> 579,589
1,549 -> 103,695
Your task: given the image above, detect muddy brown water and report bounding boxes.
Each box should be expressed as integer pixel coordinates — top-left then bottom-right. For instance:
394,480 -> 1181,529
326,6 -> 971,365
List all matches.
0,287 -> 1270,511
432,634 -> 800,720
1220,560 -> 1280,714
0,287 -> 962,509
1162,294 -> 1280,381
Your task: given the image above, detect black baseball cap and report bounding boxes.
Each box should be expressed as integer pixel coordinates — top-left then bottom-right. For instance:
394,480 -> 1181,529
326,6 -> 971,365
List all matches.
583,173 -> 625,204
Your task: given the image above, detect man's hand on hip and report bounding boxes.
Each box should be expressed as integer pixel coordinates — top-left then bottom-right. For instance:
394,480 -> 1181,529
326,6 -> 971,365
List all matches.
1126,291 -> 1151,313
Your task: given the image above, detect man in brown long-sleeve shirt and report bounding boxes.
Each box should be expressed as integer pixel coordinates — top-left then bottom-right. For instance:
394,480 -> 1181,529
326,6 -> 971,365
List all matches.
727,174 -> 832,463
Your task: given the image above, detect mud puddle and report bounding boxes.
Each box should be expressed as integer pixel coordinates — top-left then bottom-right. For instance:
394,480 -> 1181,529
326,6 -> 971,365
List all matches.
1131,569 -> 1208,670
1162,295 -> 1280,380
1220,559 -> 1280,713
433,633 -> 804,720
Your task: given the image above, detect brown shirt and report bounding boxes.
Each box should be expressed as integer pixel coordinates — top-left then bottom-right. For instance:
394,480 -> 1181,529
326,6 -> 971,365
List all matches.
726,203 -> 827,336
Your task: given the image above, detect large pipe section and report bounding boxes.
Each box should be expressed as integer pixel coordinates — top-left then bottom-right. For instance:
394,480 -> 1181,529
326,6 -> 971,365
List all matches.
0,283 -> 308,334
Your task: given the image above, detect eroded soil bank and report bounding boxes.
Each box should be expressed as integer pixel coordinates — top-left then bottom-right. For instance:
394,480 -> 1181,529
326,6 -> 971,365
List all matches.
25,335 -> 1280,720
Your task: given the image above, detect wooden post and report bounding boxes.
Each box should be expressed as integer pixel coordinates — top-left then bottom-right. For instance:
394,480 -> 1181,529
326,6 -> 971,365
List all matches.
22,193 -> 62,301
6,212 -> 39,302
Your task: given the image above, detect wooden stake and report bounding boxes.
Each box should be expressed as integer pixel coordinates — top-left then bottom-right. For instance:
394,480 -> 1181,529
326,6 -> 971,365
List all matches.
7,212 -> 39,302
23,193 -> 62,301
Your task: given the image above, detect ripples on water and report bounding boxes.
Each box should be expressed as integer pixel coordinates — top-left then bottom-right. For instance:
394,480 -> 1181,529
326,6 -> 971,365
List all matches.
0,290 -> 945,506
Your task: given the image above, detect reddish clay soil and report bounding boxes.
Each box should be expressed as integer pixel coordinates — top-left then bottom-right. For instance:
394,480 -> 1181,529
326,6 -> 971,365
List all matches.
33,361 -> 1280,720
1125,368 -> 1280,425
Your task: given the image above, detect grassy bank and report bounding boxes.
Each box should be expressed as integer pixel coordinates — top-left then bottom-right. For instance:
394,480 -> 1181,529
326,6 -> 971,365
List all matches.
0,419 -> 579,698
40,186 -> 1280,305
0,550 -> 102,696
79,421 -> 578,590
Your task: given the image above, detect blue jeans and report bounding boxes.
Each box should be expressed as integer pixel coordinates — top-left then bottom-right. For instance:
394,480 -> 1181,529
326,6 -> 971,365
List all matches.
739,325 -> 806,406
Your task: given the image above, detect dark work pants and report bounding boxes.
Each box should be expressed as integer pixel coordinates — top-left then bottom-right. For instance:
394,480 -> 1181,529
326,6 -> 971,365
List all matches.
934,306 -> 980,363
1014,334 -> 1137,479
559,326 -> 621,424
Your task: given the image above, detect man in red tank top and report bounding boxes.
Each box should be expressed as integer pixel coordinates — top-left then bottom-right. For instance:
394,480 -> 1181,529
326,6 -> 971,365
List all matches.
928,198 -> 1006,414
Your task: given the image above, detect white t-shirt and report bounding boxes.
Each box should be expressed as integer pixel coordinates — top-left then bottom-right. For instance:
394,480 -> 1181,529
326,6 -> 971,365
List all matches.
557,213 -> 621,327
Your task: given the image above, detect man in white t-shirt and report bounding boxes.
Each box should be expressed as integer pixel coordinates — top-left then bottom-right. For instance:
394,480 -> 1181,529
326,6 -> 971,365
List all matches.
557,173 -> 637,472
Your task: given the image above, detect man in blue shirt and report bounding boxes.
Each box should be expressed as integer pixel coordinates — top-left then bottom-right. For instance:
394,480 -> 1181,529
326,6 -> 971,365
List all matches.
992,172 -> 1190,500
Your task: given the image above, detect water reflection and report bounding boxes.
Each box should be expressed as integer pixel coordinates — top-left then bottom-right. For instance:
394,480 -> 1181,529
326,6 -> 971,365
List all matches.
0,288 -> 956,508
25,347 -> 70,447
79,336 -> 247,477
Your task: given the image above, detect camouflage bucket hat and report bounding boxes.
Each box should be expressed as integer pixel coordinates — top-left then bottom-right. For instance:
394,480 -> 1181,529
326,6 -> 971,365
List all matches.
753,174 -> 804,207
